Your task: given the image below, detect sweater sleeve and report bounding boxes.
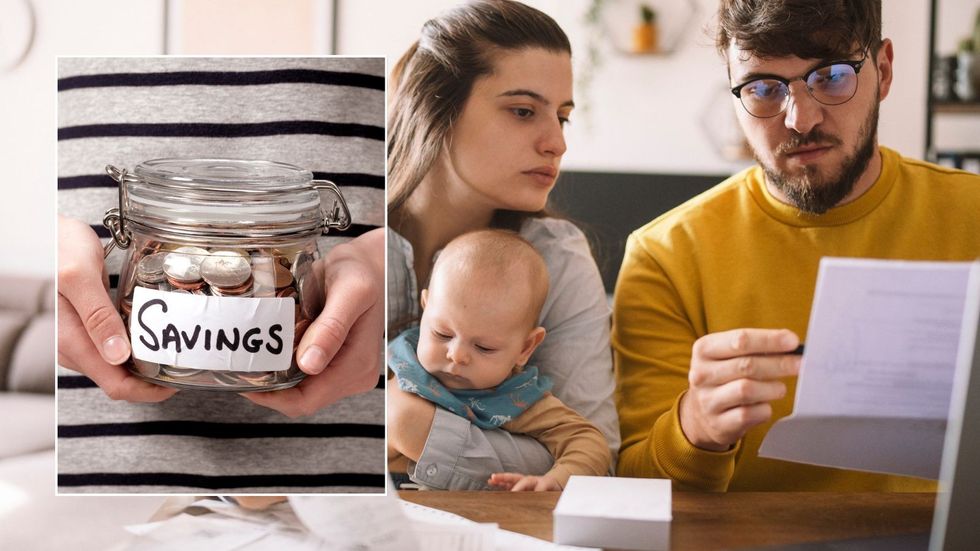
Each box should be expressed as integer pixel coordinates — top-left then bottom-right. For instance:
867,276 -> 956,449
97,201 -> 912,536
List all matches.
502,393 -> 611,488
612,232 -> 738,491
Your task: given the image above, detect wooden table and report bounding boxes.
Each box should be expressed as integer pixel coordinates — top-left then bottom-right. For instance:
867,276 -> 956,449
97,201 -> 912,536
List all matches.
399,491 -> 936,550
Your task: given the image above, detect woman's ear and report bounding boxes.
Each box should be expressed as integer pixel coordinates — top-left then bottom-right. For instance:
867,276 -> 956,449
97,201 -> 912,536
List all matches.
420,288 -> 428,309
515,326 -> 546,367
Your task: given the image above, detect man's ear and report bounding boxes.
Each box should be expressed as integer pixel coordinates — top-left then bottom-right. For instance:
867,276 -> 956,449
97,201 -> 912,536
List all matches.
876,38 -> 894,101
420,288 -> 428,309
515,326 -> 546,367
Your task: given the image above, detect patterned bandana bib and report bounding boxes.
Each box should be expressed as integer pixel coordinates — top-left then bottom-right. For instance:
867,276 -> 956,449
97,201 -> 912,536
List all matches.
388,327 -> 552,429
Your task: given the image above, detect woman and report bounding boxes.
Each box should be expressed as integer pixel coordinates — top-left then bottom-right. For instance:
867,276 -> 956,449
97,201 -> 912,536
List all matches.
387,0 -> 620,490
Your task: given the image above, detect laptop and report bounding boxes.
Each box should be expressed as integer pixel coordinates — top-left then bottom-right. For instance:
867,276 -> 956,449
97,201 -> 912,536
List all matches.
747,263 -> 980,550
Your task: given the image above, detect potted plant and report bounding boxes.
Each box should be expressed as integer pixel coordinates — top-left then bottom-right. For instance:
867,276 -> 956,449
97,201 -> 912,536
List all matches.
632,4 -> 658,53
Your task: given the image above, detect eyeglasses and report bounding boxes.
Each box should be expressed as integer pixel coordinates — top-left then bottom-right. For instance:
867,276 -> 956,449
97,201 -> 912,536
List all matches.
731,58 -> 866,118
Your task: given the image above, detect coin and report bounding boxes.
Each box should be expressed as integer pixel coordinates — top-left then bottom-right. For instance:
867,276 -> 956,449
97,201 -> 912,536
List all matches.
229,371 -> 278,386
210,274 -> 254,297
132,359 -> 161,378
273,262 -> 294,289
168,277 -> 205,292
161,365 -> 204,378
137,252 -> 168,285
163,246 -> 209,283
201,250 -> 252,288
276,286 -> 298,300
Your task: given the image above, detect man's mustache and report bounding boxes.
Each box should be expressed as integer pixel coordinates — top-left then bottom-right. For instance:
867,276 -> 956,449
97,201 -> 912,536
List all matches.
776,130 -> 843,156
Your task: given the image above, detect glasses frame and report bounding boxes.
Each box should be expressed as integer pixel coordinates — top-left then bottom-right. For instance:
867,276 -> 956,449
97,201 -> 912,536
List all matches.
730,57 -> 867,118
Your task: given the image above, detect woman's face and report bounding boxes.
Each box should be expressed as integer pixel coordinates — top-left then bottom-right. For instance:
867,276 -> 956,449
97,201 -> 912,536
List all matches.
442,47 -> 574,214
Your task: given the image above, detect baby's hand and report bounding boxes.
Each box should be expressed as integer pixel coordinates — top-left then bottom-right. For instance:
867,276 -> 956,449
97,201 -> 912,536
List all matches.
488,472 -> 561,492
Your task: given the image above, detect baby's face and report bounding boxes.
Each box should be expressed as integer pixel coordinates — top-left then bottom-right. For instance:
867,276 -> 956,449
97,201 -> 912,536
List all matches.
417,277 -> 537,390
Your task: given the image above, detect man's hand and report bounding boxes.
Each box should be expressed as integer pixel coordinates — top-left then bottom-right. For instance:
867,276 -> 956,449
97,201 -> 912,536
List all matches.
679,328 -> 801,451
488,472 -> 561,492
245,229 -> 384,417
57,215 -> 177,402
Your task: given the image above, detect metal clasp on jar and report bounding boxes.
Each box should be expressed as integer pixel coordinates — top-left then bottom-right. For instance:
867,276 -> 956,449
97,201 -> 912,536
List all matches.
103,164 -> 138,258
312,180 -> 353,233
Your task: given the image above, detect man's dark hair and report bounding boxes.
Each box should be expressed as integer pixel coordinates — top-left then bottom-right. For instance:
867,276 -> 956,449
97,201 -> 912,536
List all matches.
716,0 -> 882,60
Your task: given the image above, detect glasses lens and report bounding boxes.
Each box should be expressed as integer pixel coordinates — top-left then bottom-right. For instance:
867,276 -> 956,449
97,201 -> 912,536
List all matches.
806,63 -> 858,105
740,79 -> 788,117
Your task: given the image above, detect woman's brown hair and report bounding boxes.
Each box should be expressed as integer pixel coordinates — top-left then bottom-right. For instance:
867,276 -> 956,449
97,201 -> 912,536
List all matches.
387,0 -> 571,230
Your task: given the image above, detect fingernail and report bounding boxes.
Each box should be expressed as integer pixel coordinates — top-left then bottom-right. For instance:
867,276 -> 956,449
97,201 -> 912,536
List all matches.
102,336 -> 130,364
783,331 -> 798,349
299,345 -> 328,374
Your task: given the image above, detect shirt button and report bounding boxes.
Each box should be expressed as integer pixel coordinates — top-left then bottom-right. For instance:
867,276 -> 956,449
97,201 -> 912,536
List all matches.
425,465 -> 438,477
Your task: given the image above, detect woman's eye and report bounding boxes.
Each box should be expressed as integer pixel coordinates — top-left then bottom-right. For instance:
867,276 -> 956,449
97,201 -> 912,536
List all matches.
558,116 -> 571,127
511,107 -> 534,119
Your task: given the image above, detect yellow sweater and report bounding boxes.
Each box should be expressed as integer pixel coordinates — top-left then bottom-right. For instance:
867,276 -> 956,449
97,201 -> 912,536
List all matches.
612,147 -> 980,491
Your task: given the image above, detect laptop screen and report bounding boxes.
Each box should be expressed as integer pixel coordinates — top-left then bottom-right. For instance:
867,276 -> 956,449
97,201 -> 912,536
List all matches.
931,262 -> 980,550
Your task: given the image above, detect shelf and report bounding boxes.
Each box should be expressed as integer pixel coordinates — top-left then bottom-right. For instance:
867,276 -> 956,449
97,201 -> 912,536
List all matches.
932,101 -> 980,114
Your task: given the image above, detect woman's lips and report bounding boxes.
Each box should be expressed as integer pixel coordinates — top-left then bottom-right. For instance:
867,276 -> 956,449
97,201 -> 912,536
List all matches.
523,166 -> 557,186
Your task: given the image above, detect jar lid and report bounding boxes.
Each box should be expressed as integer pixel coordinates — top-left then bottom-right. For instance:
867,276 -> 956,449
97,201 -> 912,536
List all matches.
124,158 -> 324,241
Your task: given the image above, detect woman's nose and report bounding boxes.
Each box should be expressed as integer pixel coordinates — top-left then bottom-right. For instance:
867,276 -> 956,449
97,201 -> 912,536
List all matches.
537,118 -> 567,157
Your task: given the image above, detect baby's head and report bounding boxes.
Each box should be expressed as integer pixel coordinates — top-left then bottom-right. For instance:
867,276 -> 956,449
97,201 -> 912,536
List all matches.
417,229 -> 549,390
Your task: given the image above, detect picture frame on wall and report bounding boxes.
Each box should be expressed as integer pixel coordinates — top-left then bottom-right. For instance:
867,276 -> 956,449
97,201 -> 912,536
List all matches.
165,0 -> 334,55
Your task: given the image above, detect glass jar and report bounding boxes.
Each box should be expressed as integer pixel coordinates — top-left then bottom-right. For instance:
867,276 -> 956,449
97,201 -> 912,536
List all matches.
102,158 -> 351,392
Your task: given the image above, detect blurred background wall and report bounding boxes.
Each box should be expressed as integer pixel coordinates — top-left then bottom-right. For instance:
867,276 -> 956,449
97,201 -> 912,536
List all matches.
1,0 -> 977,278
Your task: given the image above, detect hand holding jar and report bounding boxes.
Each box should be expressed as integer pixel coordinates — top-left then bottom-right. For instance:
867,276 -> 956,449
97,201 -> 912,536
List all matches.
60,158 -> 382,416
244,228 -> 385,418
57,214 -> 177,402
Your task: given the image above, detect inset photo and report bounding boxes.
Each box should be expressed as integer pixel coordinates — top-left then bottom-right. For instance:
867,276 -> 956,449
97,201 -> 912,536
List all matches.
56,56 -> 385,494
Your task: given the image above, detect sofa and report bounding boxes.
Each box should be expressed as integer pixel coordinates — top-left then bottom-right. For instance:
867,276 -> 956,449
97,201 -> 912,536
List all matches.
0,276 -> 56,462
0,275 -> 164,550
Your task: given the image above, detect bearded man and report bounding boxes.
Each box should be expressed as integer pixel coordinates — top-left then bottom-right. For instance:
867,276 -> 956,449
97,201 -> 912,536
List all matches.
612,0 -> 980,491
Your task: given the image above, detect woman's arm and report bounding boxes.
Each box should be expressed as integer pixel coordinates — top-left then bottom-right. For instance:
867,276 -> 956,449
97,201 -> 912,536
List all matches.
527,218 -> 621,462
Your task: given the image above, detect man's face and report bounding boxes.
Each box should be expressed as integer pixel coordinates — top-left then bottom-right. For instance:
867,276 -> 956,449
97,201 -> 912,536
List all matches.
727,40 -> 893,214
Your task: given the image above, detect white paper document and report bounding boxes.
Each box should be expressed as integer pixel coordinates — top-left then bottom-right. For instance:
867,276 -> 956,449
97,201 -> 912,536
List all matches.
121,493 -> 594,551
760,258 -> 979,479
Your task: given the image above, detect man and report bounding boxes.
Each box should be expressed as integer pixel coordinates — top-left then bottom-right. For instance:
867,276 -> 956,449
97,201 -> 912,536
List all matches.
613,0 -> 980,491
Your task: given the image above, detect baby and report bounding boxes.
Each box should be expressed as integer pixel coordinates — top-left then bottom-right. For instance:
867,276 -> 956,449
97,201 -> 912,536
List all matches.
387,229 -> 611,491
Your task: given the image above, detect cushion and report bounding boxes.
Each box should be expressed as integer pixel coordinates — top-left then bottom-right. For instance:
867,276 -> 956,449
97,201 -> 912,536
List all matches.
0,311 -> 29,388
7,313 -> 55,394
0,276 -> 47,314
0,393 -> 54,459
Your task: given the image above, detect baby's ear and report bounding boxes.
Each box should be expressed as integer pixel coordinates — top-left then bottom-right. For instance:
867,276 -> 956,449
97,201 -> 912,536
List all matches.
420,288 -> 428,309
516,326 -> 546,367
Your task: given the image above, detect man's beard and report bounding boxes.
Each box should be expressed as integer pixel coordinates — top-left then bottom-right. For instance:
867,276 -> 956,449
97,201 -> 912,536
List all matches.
757,102 -> 879,215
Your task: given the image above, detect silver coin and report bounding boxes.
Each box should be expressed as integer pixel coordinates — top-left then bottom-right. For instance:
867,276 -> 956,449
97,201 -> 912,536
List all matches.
235,371 -> 279,385
137,252 -> 168,285
132,359 -> 161,378
200,250 -> 252,288
161,365 -> 204,378
163,246 -> 209,283
210,370 -> 249,387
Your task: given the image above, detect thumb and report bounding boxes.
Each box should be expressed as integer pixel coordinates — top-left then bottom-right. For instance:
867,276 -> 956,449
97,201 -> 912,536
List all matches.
60,274 -> 130,365
58,220 -> 130,365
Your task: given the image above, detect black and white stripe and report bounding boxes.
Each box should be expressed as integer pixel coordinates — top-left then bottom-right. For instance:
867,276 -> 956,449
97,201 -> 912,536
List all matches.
57,57 -> 385,494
